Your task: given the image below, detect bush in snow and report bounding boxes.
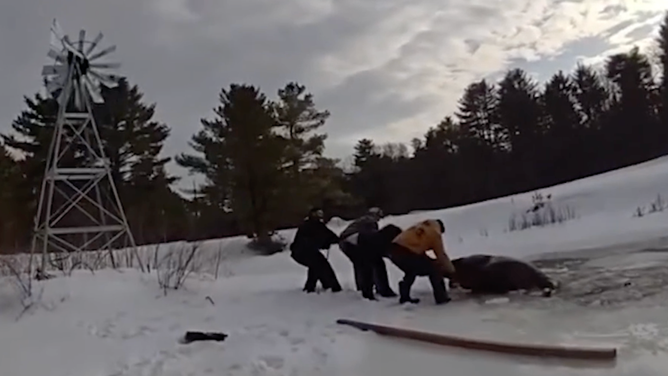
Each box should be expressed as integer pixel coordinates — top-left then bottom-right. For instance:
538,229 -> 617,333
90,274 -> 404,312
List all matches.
0,255 -> 44,319
507,191 -> 577,232
155,242 -> 203,294
633,194 -> 666,218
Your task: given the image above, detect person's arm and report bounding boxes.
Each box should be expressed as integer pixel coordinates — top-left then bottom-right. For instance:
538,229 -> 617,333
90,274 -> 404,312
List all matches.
321,223 -> 340,248
429,229 -> 456,276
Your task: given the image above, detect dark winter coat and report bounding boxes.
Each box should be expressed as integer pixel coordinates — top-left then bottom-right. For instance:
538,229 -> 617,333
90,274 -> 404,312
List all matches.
290,218 -> 339,254
355,224 -> 403,257
339,214 -> 380,243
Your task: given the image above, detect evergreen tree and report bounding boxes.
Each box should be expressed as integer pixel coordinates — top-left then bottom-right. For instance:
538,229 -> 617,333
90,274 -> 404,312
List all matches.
2,94 -> 60,202
0,144 -> 24,250
411,117 -> 469,208
177,84 -> 287,244
273,82 -> 331,218
497,68 -> 543,189
455,80 -> 505,200
658,12 -> 668,144
98,78 -> 179,243
605,47 -> 660,164
350,138 -> 387,209
352,138 -> 377,170
540,71 -> 583,181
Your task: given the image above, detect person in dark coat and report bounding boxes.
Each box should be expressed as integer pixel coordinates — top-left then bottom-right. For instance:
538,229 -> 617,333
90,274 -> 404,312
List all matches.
290,207 -> 342,293
338,208 -> 397,299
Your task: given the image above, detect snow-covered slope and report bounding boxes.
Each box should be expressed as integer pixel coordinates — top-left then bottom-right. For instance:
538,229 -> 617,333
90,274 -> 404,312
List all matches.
4,156 -> 668,376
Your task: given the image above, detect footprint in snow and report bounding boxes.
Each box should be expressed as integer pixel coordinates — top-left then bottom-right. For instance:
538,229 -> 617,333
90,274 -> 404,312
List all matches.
258,355 -> 285,370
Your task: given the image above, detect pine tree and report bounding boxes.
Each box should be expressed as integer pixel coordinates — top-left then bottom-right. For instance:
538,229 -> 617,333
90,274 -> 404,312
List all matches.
350,138 -> 383,208
605,47 -> 660,164
177,84 -> 287,244
273,82 -> 331,217
572,63 -> 610,131
2,94 -> 60,201
456,80 -> 504,149
541,71 -> 583,180
352,138 -> 377,170
655,12 -> 668,153
497,68 -> 543,188
455,80 -> 505,199
0,143 -> 24,250
98,78 -> 179,243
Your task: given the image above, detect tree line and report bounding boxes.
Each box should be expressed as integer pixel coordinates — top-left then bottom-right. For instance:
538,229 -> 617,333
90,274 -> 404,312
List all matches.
1,14 -> 668,253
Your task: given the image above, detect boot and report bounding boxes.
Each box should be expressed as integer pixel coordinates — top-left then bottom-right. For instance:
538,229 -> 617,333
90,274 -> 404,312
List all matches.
434,295 -> 452,305
398,281 -> 419,304
362,291 -> 377,301
431,275 -> 450,305
376,287 -> 397,298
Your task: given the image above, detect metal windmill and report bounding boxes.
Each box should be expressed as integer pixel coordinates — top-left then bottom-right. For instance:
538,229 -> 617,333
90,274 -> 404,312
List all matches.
31,19 -> 138,272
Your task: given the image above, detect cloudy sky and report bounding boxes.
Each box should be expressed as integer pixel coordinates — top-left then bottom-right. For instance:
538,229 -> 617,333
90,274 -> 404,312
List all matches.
0,0 -> 666,189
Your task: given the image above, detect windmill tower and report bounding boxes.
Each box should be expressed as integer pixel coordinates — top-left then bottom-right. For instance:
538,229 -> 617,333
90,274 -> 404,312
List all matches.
31,19 -> 139,272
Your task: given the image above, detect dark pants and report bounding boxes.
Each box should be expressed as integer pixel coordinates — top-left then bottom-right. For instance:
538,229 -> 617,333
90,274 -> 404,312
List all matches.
291,249 -> 342,293
387,243 -> 449,304
340,241 -> 395,299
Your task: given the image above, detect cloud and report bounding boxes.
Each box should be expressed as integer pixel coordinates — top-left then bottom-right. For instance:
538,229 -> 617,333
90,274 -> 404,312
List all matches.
0,0 -> 665,190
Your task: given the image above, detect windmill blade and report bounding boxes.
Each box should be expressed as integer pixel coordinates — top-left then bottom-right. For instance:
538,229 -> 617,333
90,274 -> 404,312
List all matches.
50,19 -> 65,46
62,35 -> 85,59
42,64 -> 67,76
89,70 -> 119,88
83,75 -> 104,104
47,48 -> 66,63
88,45 -> 116,61
85,32 -> 104,55
78,30 -> 86,53
89,62 -> 121,70
49,30 -> 63,52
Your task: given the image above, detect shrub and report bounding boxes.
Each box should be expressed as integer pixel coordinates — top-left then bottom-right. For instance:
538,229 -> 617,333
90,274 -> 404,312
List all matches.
155,242 -> 203,295
633,194 -> 666,218
508,191 -> 578,232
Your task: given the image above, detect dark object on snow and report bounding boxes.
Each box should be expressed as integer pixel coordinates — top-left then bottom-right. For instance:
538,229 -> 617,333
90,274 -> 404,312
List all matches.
451,254 -> 555,296
181,331 -> 228,344
289,214 -> 342,293
35,268 -> 54,281
336,318 -> 617,361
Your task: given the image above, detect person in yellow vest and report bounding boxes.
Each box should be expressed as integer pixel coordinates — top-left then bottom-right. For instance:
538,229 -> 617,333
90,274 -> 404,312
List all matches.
387,219 -> 456,305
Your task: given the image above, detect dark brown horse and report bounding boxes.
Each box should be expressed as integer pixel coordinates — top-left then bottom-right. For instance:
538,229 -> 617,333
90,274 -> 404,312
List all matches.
451,254 -> 556,297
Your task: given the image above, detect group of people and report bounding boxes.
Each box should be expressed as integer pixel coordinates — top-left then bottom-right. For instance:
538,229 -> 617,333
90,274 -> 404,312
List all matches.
289,207 -> 457,305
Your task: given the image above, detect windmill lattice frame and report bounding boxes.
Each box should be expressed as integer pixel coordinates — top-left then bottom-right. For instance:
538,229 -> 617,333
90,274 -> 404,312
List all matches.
30,19 -> 142,273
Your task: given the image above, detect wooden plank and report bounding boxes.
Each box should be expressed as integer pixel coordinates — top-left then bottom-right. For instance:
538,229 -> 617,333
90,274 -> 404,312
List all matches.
336,318 -> 617,361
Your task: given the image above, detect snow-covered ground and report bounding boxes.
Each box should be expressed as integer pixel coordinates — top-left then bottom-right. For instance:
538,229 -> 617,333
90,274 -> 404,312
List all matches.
5,156 -> 668,375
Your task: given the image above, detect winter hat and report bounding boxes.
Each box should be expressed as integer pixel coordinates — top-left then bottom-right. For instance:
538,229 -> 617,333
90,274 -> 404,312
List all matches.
308,207 -> 324,219
368,207 -> 383,218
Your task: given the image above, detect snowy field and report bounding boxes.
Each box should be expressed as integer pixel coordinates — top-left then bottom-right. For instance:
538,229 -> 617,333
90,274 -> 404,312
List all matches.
4,157 -> 668,375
